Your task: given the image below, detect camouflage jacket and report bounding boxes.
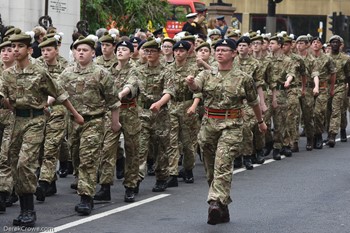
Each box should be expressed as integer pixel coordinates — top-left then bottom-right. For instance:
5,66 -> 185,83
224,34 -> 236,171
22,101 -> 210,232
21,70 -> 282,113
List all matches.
95,55 -> 118,69
329,52 -> 350,83
311,52 -> 337,82
265,53 -> 296,89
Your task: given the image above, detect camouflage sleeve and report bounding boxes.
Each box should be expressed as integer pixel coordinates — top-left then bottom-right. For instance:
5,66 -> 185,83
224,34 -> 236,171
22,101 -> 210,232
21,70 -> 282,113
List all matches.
328,56 -> 337,74
41,71 -> 69,103
162,68 -> 176,98
286,58 -> 297,79
244,74 -> 259,107
124,68 -> 139,99
194,69 -> 210,93
100,68 -> 121,110
254,62 -> 265,88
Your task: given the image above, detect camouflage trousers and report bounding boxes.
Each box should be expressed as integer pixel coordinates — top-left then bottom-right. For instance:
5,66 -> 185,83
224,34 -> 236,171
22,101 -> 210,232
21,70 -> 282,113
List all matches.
9,115 -> 46,195
300,88 -> 315,138
98,107 -> 140,188
198,117 -> 242,206
39,106 -> 67,183
271,90 -> 288,149
314,89 -> 329,135
263,91 -> 273,145
138,107 -> 170,181
0,111 -> 15,193
286,88 -> 301,145
328,84 -> 347,134
68,116 -> 104,197
167,100 -> 199,176
340,94 -> 349,129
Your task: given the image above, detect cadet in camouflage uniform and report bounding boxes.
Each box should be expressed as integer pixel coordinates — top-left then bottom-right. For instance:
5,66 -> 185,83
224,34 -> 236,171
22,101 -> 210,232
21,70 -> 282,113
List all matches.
296,35 -> 317,150
0,38 -> 16,212
233,36 -> 266,169
0,29 -> 83,226
265,36 -> 296,160
95,31 -> 118,68
57,36 -> 121,216
34,36 -> 69,202
326,35 -> 350,147
155,41 -> 199,188
94,40 -> 140,203
136,39 -> 170,192
282,35 -> 305,152
311,37 -> 336,149
186,39 -> 267,225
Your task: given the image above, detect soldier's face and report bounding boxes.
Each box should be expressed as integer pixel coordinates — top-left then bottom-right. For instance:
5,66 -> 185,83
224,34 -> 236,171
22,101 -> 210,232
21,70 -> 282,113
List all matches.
41,46 -> 58,63
296,41 -> 307,52
311,40 -> 322,51
75,44 -> 95,66
237,43 -> 250,56
215,46 -> 235,63
161,42 -> 173,55
195,38 -> 205,48
330,40 -> 341,52
1,46 -> 15,64
268,40 -> 280,53
101,42 -> 116,56
11,42 -> 31,62
282,42 -> 292,54
196,47 -> 210,61
251,41 -> 262,52
116,46 -> 132,61
144,48 -> 160,62
174,48 -> 188,63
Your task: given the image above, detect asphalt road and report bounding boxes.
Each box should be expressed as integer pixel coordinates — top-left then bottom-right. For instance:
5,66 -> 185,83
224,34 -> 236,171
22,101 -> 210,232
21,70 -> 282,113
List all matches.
1,135 -> 350,233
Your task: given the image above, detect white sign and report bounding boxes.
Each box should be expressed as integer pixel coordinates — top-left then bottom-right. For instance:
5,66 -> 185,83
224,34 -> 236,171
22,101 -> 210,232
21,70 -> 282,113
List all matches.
49,0 -> 68,13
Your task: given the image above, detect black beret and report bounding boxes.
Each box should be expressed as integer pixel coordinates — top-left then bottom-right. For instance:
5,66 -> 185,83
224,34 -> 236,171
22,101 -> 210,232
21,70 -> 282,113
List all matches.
173,41 -> 191,51
130,36 -> 142,45
311,37 -> 323,44
137,40 -> 147,50
214,39 -> 236,50
236,36 -> 251,45
116,40 -> 134,52
153,28 -> 164,37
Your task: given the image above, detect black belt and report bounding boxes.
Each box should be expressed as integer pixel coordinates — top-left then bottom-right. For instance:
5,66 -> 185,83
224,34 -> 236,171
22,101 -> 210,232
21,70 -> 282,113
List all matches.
173,93 -> 193,102
15,108 -> 44,118
71,112 -> 105,122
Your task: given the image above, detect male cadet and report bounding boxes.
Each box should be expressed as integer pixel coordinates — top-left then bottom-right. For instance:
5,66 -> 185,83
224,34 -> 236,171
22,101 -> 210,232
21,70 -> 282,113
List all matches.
0,29 -> 83,226
266,35 -> 296,160
0,37 -> 16,212
208,29 -> 222,42
95,40 -> 140,203
35,36 -> 70,202
296,35 -> 317,150
326,35 -> 350,147
282,35 -> 306,152
182,13 -> 200,35
95,31 -> 118,68
186,38 -> 266,225
161,37 -> 176,65
58,36 -> 121,215
215,16 -> 228,38
311,37 -> 336,149
136,39 -> 170,192
181,33 -> 197,63
234,36 -> 266,168
152,41 -> 199,188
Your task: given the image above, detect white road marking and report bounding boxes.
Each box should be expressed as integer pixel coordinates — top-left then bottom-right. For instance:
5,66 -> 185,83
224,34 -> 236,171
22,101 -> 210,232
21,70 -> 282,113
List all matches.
39,194 -> 170,233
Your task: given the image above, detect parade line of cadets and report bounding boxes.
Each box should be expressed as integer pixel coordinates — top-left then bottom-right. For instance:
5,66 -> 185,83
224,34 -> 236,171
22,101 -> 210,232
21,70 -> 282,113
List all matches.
0,19 -> 349,227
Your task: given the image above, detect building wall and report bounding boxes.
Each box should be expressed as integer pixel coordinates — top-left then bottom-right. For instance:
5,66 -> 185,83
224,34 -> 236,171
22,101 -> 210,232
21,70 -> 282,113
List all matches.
204,0 -> 350,39
0,0 -> 80,60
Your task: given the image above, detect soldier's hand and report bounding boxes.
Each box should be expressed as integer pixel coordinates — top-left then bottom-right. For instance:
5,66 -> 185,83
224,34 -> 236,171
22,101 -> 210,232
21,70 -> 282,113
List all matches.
74,113 -> 85,125
150,103 -> 160,113
112,121 -> 122,133
330,89 -> 335,97
284,81 -> 290,88
313,87 -> 319,96
258,121 -> 268,133
260,103 -> 268,113
187,106 -> 196,115
272,99 -> 278,109
186,75 -> 195,85
301,89 -> 306,97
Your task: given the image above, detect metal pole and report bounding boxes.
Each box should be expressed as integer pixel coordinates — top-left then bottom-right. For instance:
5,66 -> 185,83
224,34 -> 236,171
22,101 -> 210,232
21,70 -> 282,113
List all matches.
45,0 -> 48,16
266,0 -> 276,34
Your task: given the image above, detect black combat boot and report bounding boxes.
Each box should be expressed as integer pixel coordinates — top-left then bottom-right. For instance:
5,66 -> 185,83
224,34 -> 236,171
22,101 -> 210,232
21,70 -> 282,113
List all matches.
314,134 -> 323,149
166,175 -> 178,187
0,191 -> 7,213
70,177 -> 78,190
291,142 -> 299,152
233,156 -> 243,168
134,180 -> 141,194
207,201 -> 223,225
263,141 -> 274,156
116,157 -> 125,179
19,194 -> 36,227
147,159 -> 155,176
93,184 -> 111,201
255,150 -> 265,164
152,180 -> 167,192
340,129 -> 347,142
280,146 -> 292,157
184,169 -> 194,183
45,181 -> 57,197
124,187 -> 135,203
75,195 -> 93,215
35,180 -> 49,202
272,149 -> 281,160
328,133 -> 336,148
306,137 -> 313,151
58,161 -> 69,178
13,196 -> 25,226
221,204 -> 230,223
243,156 -> 254,170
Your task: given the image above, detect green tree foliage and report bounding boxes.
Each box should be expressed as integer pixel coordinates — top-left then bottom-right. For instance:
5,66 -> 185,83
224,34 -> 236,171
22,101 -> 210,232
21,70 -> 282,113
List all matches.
81,0 -> 170,35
